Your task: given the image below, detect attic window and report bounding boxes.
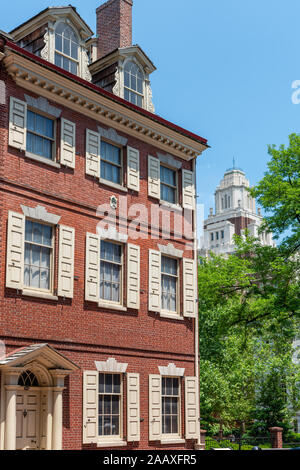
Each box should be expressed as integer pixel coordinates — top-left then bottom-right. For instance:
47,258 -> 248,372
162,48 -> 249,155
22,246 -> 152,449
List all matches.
124,61 -> 144,107
55,23 -> 79,75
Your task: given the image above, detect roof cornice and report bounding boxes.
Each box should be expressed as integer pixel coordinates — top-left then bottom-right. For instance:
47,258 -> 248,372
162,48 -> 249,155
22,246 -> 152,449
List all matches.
3,42 -> 208,159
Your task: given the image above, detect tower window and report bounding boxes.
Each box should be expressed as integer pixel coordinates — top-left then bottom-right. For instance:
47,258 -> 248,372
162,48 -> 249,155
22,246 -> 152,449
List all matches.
124,61 -> 144,107
55,23 -> 79,75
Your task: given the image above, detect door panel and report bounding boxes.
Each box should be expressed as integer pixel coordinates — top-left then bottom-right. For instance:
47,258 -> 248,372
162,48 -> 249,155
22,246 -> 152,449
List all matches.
16,390 -> 40,450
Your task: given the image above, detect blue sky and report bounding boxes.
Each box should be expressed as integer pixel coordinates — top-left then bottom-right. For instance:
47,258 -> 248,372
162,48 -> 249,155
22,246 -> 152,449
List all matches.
2,0 -> 299,229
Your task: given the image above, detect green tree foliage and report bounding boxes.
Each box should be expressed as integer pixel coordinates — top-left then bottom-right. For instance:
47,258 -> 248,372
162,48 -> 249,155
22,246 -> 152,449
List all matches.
198,236 -> 300,436
249,133 -> 300,253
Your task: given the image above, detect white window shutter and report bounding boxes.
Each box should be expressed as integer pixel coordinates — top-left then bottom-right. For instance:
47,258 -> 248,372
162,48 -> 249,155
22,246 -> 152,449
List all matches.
86,129 -> 100,177
58,225 -> 75,299
149,375 -> 161,441
85,233 -> 100,302
6,211 -> 25,290
61,118 -> 76,168
185,377 -> 200,440
127,244 -> 140,310
148,250 -> 161,312
183,258 -> 196,318
148,155 -> 160,199
127,373 -> 140,442
182,169 -> 195,210
83,371 -> 98,444
127,146 -> 140,191
9,97 -> 27,151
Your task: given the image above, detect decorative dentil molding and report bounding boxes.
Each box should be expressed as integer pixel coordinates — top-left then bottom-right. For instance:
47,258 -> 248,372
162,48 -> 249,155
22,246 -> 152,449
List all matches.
158,243 -> 183,258
158,363 -> 185,377
25,94 -> 62,118
97,126 -> 128,146
95,357 -> 128,373
158,153 -> 182,170
21,205 -> 61,225
97,226 -> 128,243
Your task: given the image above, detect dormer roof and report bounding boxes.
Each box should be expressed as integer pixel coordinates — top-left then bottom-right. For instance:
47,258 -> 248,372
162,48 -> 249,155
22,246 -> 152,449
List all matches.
10,6 -> 94,42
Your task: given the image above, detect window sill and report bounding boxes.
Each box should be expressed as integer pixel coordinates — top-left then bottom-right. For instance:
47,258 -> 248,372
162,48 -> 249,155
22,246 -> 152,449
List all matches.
25,151 -> 61,169
160,311 -> 184,321
160,438 -> 186,445
22,289 -> 58,301
97,439 -> 127,448
159,200 -> 182,212
98,302 -> 127,312
99,178 -> 128,193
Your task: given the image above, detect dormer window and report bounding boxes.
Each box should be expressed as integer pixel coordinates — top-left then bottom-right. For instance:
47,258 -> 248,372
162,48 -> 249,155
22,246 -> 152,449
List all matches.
124,61 -> 144,107
55,23 -> 79,75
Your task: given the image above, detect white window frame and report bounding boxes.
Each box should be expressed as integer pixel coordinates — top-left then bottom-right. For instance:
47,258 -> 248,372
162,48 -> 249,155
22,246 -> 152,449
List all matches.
161,376 -> 182,439
23,218 -> 55,296
161,255 -> 180,318
99,239 -> 124,309
26,108 -> 57,163
98,372 -> 123,441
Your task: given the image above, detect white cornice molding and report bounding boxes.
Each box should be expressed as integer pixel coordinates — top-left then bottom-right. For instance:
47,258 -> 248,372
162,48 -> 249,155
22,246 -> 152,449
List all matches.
25,94 -> 62,117
97,126 -> 128,146
158,243 -> 183,258
21,204 -> 61,225
158,363 -> 185,377
95,358 -> 128,373
3,51 -> 206,160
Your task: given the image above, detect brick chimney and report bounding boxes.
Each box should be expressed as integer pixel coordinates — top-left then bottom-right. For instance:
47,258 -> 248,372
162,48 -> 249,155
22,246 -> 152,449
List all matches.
96,0 -> 133,59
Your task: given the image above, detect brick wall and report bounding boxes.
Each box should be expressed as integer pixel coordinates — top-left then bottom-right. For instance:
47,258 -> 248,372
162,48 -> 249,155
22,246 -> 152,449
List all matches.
0,68 -> 197,450
96,0 -> 133,59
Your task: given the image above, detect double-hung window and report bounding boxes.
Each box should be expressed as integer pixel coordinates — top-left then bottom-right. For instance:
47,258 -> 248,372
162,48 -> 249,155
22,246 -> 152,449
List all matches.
161,256 -> 178,314
24,220 -> 53,292
55,23 -> 79,75
26,110 -> 55,161
100,241 -> 123,304
101,141 -> 122,185
162,377 -> 180,436
124,61 -> 144,107
160,165 -> 177,205
99,373 -> 122,438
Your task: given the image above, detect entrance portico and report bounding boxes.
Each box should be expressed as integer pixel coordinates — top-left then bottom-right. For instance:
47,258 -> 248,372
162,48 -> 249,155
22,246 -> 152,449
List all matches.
0,343 -> 79,450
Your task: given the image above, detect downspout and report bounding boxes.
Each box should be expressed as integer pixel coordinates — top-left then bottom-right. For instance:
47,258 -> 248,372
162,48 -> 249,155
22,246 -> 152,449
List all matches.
193,157 -> 201,448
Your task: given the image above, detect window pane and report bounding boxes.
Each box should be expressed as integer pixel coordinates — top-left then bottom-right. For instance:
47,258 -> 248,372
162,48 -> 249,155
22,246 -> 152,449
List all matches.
111,395 -> 119,414
30,266 -> 40,288
55,52 -> 62,67
99,374 -> 104,393
104,397 -> 111,415
40,269 -> 49,290
42,225 -> 52,246
63,56 -> 70,72
27,111 -> 35,132
25,220 -> 33,242
36,114 -> 45,135
70,60 -> 77,75
31,245 -> 40,266
33,223 -> 42,244
111,416 -> 119,435
55,33 -> 62,52
105,374 -> 113,393
113,375 -> 121,394
71,41 -> 78,60
63,37 -> 70,56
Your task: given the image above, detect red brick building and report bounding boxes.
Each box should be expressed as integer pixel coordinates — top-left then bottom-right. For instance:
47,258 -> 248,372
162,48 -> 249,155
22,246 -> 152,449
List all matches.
0,1 -> 208,450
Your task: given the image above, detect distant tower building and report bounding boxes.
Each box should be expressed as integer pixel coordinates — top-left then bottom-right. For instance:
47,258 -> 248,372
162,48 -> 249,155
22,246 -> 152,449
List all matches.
199,164 -> 275,257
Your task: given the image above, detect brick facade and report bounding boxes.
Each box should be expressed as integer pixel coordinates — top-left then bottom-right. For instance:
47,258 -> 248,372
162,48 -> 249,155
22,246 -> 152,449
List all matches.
0,2 -> 207,451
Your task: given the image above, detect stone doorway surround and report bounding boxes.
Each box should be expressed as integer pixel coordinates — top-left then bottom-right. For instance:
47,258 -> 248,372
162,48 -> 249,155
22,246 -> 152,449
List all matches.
0,343 -> 79,450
